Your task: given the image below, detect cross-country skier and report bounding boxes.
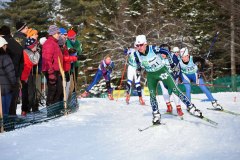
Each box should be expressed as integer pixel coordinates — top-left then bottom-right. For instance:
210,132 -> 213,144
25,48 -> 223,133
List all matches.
133,35 -> 201,125
179,47 -> 222,110
158,44 -> 183,116
124,46 -> 145,105
80,55 -> 115,100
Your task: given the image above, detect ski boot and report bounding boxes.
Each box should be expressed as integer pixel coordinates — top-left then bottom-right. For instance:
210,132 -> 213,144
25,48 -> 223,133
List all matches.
80,91 -> 89,98
152,111 -> 161,125
211,100 -> 223,110
108,93 -> 114,100
21,111 -> 27,117
166,102 -> 173,113
187,104 -> 202,117
126,94 -> 130,104
176,105 -> 184,116
139,96 -> 145,105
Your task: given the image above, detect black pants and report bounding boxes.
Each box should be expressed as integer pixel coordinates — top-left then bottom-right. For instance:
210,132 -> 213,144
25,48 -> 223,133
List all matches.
8,78 -> 21,115
28,74 -> 39,112
44,71 -> 63,106
21,80 -> 29,112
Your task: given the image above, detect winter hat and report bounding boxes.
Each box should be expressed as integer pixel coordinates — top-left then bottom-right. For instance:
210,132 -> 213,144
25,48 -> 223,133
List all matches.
67,29 -> 76,39
47,25 -> 60,36
0,36 -> 8,48
39,37 -> 47,45
135,35 -> 147,45
16,21 -> 27,32
27,28 -> 38,38
59,28 -> 67,35
172,47 -> 180,53
180,47 -> 189,57
25,38 -> 38,49
0,25 -> 11,36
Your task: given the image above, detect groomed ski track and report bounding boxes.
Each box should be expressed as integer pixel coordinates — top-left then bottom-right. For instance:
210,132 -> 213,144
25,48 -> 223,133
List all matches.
0,92 -> 240,160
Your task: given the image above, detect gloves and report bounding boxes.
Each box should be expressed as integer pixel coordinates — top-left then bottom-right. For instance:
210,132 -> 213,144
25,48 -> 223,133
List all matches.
136,69 -> 141,78
48,69 -> 57,85
172,66 -> 180,72
105,65 -> 112,71
68,48 -> 77,55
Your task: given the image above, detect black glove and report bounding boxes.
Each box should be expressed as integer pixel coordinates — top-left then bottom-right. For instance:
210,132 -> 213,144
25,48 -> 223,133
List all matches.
136,69 -> 141,78
68,48 -> 77,55
105,65 -> 112,71
77,55 -> 87,60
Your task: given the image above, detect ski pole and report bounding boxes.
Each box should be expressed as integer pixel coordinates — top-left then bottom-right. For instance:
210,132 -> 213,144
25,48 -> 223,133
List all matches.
116,55 -> 129,101
206,31 -> 219,60
181,82 -> 229,88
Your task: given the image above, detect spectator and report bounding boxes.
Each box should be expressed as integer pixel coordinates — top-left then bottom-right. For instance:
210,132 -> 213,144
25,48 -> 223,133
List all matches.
0,36 -> 16,116
14,21 -> 28,47
42,25 -> 63,106
66,29 -> 83,82
21,38 -> 40,116
58,32 -> 78,99
0,25 -> 24,116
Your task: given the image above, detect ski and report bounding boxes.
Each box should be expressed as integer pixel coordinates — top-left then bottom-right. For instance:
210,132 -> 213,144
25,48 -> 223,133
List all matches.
138,123 -> 166,132
207,108 -> 240,116
189,113 -> 218,126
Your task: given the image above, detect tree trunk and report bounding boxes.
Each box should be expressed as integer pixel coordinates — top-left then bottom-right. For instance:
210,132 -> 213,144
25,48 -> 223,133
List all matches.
230,0 -> 237,91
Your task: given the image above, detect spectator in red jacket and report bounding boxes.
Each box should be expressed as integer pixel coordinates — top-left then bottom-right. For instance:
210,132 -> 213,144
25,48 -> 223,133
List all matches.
42,25 -> 63,106
59,32 -> 77,99
21,38 -> 40,116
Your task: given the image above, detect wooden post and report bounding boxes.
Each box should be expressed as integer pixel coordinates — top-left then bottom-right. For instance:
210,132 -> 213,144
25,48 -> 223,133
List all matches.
0,85 -> 4,133
58,57 -> 67,115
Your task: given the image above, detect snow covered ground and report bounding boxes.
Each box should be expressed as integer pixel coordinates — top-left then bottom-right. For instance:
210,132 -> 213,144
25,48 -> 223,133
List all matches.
0,92 -> 240,160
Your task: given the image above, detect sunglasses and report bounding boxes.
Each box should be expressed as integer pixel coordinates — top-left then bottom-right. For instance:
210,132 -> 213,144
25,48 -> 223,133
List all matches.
136,44 -> 144,47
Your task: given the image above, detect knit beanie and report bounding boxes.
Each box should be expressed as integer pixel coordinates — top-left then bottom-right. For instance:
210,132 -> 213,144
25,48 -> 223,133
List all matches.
27,28 -> 38,38
67,29 -> 76,39
47,25 -> 60,36
39,37 -> 47,45
16,21 -> 27,32
25,38 -> 38,49
59,28 -> 67,35
0,36 -> 8,48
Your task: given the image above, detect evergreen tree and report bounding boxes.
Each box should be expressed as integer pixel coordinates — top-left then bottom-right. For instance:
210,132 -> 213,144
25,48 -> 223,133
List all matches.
0,0 -> 54,31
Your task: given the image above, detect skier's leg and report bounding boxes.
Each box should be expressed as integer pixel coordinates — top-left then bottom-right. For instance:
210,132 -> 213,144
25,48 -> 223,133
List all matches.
85,70 -> 103,92
182,74 -> 192,101
159,81 -> 172,113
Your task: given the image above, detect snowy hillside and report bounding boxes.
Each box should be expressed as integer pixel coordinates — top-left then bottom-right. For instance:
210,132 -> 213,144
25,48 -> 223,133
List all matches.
0,92 -> 240,160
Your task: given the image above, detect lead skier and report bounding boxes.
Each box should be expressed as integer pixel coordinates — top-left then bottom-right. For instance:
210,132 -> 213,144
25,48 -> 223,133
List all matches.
133,35 -> 202,125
